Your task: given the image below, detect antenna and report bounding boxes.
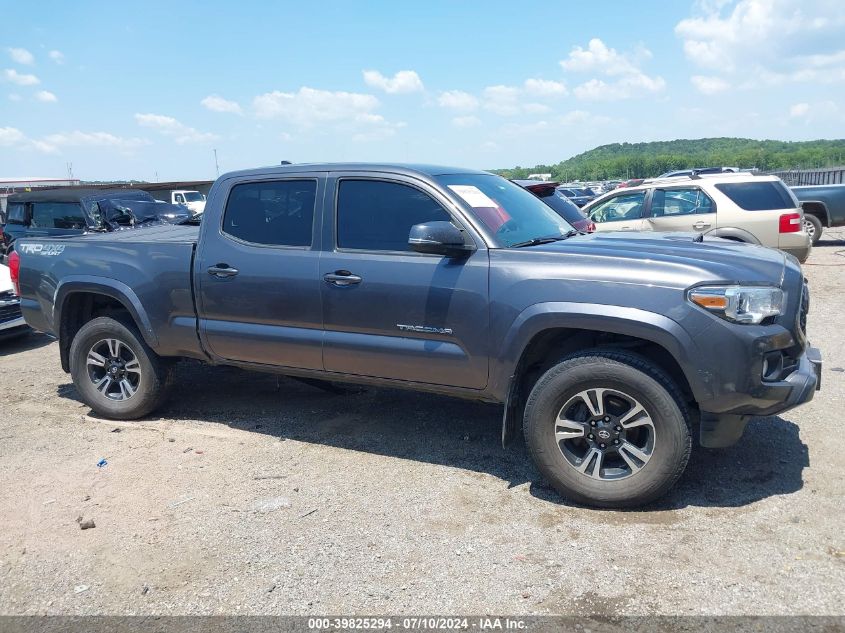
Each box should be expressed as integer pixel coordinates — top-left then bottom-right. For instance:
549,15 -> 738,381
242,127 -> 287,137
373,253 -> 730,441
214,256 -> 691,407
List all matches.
213,149 -> 220,177
66,162 -> 74,181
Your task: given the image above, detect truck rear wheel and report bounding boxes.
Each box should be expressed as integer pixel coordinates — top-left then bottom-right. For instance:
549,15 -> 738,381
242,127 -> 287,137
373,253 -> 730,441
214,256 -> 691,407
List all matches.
523,350 -> 691,508
69,316 -> 172,419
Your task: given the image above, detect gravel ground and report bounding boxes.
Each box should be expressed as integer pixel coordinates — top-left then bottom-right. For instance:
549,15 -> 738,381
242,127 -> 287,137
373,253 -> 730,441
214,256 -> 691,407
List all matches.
0,233 -> 843,616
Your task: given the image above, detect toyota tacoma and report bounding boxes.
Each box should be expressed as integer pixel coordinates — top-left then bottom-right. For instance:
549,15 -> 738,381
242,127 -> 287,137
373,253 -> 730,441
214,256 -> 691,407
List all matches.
12,164 -> 822,507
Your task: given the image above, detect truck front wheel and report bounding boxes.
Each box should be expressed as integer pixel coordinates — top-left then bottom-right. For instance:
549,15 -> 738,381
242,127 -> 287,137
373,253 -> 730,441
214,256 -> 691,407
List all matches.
523,350 -> 691,508
69,316 -> 173,419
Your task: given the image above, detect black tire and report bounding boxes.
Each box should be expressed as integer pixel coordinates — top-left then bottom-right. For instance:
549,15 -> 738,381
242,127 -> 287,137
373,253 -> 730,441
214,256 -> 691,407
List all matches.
69,316 -> 172,419
803,214 -> 823,246
523,350 -> 691,508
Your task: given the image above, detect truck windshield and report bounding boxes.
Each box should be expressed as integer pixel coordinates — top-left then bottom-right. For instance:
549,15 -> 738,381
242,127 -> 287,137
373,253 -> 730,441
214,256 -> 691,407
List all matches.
435,174 -> 573,247
183,192 -> 204,202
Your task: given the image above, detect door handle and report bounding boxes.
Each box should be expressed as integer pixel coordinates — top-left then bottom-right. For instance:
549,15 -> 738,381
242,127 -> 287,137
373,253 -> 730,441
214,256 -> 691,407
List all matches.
620,226 -> 631,230
207,264 -> 239,278
323,271 -> 362,286
693,222 -> 712,230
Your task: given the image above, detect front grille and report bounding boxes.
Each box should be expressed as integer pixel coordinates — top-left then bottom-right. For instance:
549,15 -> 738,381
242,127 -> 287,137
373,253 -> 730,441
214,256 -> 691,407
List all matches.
0,292 -> 22,324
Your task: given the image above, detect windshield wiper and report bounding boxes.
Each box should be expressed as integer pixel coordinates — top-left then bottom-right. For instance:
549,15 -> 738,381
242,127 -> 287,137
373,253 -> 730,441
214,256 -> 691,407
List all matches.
509,230 -> 579,248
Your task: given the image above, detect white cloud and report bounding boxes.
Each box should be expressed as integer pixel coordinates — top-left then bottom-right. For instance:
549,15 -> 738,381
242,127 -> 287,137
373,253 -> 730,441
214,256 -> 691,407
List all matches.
0,127 -> 147,154
560,38 -> 641,76
201,94 -> 242,114
789,102 -> 810,118
690,74 -> 730,94
35,90 -> 57,103
482,85 -> 521,115
253,87 -> 381,126
3,68 -> 39,86
573,73 -> 666,100
48,50 -> 65,64
437,90 -> 479,111
562,38 -> 664,100
8,47 -> 34,65
43,130 -> 150,151
788,100 -> 839,122
362,69 -> 424,94
452,115 -> 481,128
135,113 -> 218,144
523,78 -> 567,96
0,127 -> 27,146
675,0 -> 845,84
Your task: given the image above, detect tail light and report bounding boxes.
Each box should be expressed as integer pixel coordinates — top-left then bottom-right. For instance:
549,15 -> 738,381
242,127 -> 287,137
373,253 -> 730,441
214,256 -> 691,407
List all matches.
586,221 -> 596,233
9,250 -> 20,296
779,212 -> 801,234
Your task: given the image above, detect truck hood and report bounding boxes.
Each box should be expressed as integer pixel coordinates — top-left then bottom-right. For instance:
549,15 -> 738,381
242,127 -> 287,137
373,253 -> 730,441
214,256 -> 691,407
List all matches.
512,231 -> 787,288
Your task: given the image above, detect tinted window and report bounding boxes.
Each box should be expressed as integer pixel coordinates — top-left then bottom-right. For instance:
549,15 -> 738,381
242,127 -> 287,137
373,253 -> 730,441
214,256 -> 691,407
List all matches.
531,188 -> 588,224
6,203 -> 25,225
337,180 -> 451,251
589,191 -> 646,223
223,180 -> 316,246
651,188 -> 714,217
715,181 -> 795,211
30,202 -> 86,229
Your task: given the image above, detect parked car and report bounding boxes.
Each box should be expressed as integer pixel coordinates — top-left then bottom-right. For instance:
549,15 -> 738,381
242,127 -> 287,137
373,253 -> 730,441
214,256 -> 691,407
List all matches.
657,167 -> 742,179
1,188 -> 157,256
14,163 -> 821,508
97,198 -> 194,225
584,173 -> 812,262
791,184 -> 845,245
513,180 -> 595,232
156,190 -> 206,216
0,261 -> 27,339
557,187 -> 594,207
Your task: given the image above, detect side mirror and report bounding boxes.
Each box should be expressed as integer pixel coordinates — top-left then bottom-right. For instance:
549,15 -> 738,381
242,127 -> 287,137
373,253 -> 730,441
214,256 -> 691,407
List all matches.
408,221 -> 475,257
103,206 -> 134,226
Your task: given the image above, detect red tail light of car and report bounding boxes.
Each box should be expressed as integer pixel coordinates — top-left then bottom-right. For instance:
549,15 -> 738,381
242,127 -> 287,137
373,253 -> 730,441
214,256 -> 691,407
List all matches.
9,250 -> 21,296
586,221 -> 597,233
779,212 -> 802,234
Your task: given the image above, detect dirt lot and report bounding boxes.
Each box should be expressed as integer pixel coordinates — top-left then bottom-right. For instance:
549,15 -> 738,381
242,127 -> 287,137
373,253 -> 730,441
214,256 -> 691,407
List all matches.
1,234 -> 843,616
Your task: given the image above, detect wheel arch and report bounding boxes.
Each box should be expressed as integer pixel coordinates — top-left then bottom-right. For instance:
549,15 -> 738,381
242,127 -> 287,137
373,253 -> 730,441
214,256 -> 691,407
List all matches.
799,201 -> 831,227
703,226 -> 761,244
55,277 -> 158,372
495,303 -> 705,446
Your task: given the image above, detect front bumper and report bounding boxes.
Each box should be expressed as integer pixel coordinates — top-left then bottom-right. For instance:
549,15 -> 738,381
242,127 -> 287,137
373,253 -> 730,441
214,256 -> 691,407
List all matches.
699,345 -> 821,448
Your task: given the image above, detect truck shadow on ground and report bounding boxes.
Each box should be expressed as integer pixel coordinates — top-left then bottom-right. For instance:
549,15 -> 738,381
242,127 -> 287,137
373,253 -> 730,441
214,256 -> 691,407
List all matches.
57,360 -> 808,511
0,332 -> 54,357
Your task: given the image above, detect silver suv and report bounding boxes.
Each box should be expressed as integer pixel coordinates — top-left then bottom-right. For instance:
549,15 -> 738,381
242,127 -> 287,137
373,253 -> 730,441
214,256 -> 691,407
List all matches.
584,173 -> 811,262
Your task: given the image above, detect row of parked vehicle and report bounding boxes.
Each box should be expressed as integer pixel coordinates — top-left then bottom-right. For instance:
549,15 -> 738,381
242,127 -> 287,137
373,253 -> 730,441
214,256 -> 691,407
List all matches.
516,171 -> 845,262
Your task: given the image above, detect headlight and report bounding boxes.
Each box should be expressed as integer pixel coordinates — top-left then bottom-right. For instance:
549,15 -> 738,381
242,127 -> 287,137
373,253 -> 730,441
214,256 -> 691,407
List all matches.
688,285 -> 784,324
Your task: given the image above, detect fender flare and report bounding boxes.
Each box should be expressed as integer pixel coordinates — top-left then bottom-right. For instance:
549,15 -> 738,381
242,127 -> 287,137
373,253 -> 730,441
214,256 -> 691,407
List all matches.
494,302 -> 707,447
54,275 -> 159,349
702,227 -> 761,245
797,200 -> 831,227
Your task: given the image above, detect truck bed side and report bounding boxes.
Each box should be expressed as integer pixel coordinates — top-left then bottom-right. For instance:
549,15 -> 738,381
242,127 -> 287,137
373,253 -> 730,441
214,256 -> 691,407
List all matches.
17,224 -> 206,368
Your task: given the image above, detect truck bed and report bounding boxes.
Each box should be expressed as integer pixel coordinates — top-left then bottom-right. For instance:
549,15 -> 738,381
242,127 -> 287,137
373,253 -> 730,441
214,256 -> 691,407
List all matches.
17,224 -> 204,360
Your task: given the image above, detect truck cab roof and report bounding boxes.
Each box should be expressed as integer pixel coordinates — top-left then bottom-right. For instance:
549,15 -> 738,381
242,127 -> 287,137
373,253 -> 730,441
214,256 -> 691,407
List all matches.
219,163 -> 489,180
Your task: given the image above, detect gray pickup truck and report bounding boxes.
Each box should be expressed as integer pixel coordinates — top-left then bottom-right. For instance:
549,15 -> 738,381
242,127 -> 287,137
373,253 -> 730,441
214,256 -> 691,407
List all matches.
14,163 -> 822,507
792,183 -> 845,244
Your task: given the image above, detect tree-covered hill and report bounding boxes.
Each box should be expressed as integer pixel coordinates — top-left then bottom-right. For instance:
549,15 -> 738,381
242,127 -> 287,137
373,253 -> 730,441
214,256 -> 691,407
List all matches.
494,137 -> 845,181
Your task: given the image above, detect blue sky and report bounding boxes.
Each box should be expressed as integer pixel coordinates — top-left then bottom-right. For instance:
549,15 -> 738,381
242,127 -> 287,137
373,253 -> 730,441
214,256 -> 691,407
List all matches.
1,0 -> 843,181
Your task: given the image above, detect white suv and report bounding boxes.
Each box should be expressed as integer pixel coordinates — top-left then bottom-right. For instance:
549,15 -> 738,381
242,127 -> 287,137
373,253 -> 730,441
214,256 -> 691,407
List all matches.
583,173 -> 811,262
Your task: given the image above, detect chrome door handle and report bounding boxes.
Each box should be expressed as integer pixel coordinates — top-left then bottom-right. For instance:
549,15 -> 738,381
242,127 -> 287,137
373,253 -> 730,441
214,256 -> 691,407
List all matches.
693,222 -> 711,230
324,271 -> 362,286
207,264 -> 239,278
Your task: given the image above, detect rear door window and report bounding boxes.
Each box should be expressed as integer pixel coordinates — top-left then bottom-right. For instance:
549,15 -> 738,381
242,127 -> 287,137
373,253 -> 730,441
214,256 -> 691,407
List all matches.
223,179 -> 317,247
30,202 -> 86,229
715,181 -> 795,210
651,188 -> 714,217
531,188 -> 587,224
